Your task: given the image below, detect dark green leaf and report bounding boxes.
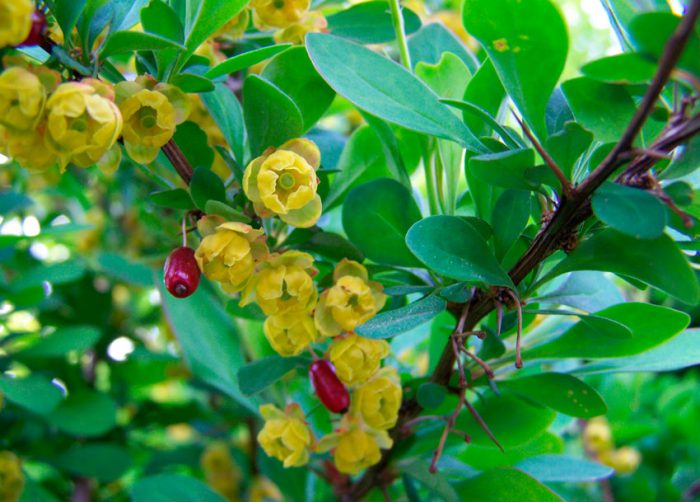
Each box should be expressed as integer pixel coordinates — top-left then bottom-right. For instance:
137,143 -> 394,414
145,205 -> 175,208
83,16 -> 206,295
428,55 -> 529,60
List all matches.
540,229 -> 700,304
206,44 -> 292,79
592,182 -> 667,239
132,474 -> 227,502
327,2 -> 421,44
243,75 -> 304,157
183,0 -> 249,56
544,122 -> 593,180
15,326 -> 101,360
468,149 -> 537,190
96,252 -> 153,287
262,47 -> 335,131
204,200 -> 249,223
342,179 -> 422,267
0,375 -> 64,415
140,0 -> 183,42
11,261 -> 86,290
0,191 -> 32,215
500,373 -> 607,418
100,31 -> 185,57
190,167 -> 226,210
296,231 -> 365,263
50,390 -> 118,437
400,461 -> 459,502
629,12 -> 700,75
526,302 -> 689,359
52,0 -> 87,38
171,73 -> 214,93
173,121 -> 214,170
463,0 -> 568,139
406,216 -> 514,288
416,382 -> 447,409
408,22 -> 478,73
53,444 -> 131,482
149,188 -> 196,210
492,190 -> 531,260
238,356 -> 309,396
200,83 -> 245,165
356,294 -> 446,339
515,455 -> 613,482
306,33 -> 485,151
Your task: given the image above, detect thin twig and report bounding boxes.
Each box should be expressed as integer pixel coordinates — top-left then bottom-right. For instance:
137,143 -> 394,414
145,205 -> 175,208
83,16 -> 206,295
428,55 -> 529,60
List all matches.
162,139 -> 194,184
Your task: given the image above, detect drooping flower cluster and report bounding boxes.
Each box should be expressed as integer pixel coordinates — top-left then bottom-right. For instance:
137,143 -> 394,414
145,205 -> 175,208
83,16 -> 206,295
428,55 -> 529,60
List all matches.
250,0 -> 327,45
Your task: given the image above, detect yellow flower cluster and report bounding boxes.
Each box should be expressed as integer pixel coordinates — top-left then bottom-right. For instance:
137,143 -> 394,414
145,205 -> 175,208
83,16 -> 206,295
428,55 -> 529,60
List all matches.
0,0 -> 33,48
0,451 -> 24,502
250,0 -> 326,45
243,139 -> 323,228
583,417 -> 642,475
257,403 -> 314,467
0,63 -> 122,173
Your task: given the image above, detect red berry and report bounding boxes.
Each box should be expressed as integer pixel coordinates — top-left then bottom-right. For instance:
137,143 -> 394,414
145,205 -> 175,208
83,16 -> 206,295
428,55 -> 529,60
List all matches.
309,360 -> 350,414
19,10 -> 47,47
164,247 -> 201,298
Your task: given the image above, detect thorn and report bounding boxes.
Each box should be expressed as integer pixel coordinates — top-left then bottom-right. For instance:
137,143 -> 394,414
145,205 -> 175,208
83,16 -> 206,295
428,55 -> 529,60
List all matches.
506,290 -> 524,369
496,302 -> 503,337
462,347 -> 495,379
464,398 -> 504,453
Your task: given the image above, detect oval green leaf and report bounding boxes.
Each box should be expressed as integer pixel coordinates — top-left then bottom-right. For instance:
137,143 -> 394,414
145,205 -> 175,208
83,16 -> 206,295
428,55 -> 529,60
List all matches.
356,294 -> 446,339
592,182 -> 667,239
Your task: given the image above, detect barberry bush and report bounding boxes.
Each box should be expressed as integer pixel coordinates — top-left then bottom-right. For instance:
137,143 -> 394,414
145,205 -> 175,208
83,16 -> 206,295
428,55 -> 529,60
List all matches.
1,0 -> 700,500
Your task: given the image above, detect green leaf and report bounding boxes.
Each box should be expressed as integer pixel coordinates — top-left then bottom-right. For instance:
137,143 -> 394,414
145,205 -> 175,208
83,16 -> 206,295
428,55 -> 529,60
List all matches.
173,121 -> 214,170
100,31 -> 185,57
492,190 -> 531,260
306,33 -> 485,151
183,0 -> 248,56
499,373 -> 607,418
400,461 -> 459,502
468,149 -> 537,191
342,179 -> 422,267
325,126 -> 390,208
456,391 -> 555,448
0,375 -> 64,415
535,272 -> 624,312
526,309 -> 633,339
53,444 -> 131,482
149,188 -> 196,210
416,382 -> 447,409
356,294 -> 446,339
540,228 -> 700,304
326,1 -> 422,44
526,302 -> 690,359
200,83 -> 245,165
171,73 -> 214,93
238,356 -> 309,396
561,77 -> 636,143
132,474 -> 227,502
0,191 -> 32,215
140,0 -> 184,42
204,200 -> 249,223
206,44 -> 291,79
456,468 -> 563,501
408,22 -> 479,73
463,0 -> 568,139
294,230 -> 365,263
592,182 -> 667,239
544,122 -> 593,180
159,279 -> 256,414
261,47 -> 335,132
14,326 -> 102,360
460,432 -> 563,470
50,390 -> 118,437
581,53 -> 657,84
462,58 -> 505,136
629,12 -> 700,76
360,112 -> 412,186
574,328 -> 700,374
96,252 -> 153,287
52,0 -> 88,38
515,455 -> 613,482
11,261 -> 86,290
190,167 -> 226,210
406,216 -> 514,288
443,99 -> 520,149
243,75 -> 304,157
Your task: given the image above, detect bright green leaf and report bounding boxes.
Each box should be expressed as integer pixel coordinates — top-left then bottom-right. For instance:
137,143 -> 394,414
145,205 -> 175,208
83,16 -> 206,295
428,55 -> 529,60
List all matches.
200,83 -> 245,165
206,44 -> 292,79
581,53 -> 657,84
50,390 -> 118,437
515,455 -> 613,482
468,149 -> 537,191
100,31 -> 185,57
456,468 -> 563,501
0,375 -> 64,415
327,1 -> 422,44
238,356 -> 309,396
190,167 -> 226,210
356,294 -> 446,339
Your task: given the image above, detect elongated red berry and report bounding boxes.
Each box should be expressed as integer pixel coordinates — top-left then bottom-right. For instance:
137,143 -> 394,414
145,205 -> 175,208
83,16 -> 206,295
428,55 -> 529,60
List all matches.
310,360 -> 350,414
164,247 -> 201,298
19,10 -> 47,47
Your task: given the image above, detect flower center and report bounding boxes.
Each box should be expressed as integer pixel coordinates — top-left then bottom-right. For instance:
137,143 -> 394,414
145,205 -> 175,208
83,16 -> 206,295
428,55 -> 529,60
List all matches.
138,107 -> 158,129
273,0 -> 284,8
278,172 -> 296,190
70,117 -> 88,132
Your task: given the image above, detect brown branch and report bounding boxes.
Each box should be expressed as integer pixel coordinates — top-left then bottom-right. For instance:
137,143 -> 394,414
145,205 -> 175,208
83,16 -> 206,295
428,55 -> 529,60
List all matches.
345,3 -> 700,499
162,139 -> 194,184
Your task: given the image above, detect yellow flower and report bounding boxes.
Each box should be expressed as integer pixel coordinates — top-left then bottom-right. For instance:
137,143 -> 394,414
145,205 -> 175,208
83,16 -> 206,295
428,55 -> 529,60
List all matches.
215,10 -> 250,41
328,334 -> 390,387
315,259 -> 387,337
201,442 -> 241,502
0,67 -> 46,131
258,403 -> 313,468
248,477 -> 282,502
252,0 -> 310,29
45,80 -> 123,169
600,446 -> 641,475
351,367 -> 402,430
0,123 -> 56,172
116,79 -> 189,164
0,0 -> 33,48
195,222 -> 268,294
273,11 -> 327,45
583,417 -> 613,454
264,312 -> 317,357
317,423 -> 392,475
0,451 -> 24,502
243,138 -> 322,228
242,251 -> 317,315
